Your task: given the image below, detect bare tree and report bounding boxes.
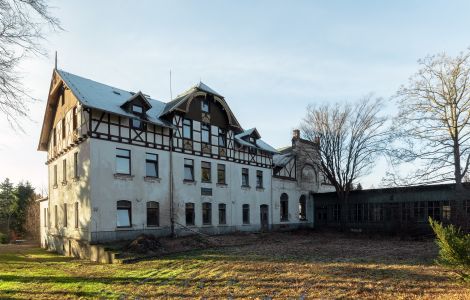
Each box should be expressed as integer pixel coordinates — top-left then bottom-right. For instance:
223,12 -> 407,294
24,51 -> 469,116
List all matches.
300,96 -> 388,225
389,49 -> 470,188
0,0 -> 61,128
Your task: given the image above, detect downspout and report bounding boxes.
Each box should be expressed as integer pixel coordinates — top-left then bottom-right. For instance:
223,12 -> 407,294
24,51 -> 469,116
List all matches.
169,128 -> 175,237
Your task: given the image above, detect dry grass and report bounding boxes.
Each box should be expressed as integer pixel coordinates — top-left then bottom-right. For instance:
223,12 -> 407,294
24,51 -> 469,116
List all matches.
0,231 -> 469,299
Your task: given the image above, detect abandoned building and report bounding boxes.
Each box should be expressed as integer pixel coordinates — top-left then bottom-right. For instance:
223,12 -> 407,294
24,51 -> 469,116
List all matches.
313,183 -> 470,234
37,68 -> 334,258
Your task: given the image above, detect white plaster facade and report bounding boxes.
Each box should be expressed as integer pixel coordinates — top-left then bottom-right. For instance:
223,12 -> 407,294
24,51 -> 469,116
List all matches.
37,69 -> 332,257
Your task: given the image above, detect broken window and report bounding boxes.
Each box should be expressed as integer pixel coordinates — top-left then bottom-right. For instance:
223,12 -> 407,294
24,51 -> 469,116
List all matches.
147,201 -> 159,227
280,193 -> 289,221
202,202 -> 212,225
201,161 -> 211,182
117,200 -> 132,228
185,203 -> 195,226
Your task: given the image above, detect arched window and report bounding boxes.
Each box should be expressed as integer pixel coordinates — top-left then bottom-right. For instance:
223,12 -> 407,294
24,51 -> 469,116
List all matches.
117,200 -> 132,228
301,165 -> 316,183
299,195 -> 307,221
280,193 -> 289,222
147,201 -> 159,227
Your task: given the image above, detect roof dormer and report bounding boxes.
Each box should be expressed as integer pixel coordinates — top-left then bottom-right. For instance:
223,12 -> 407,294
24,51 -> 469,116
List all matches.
120,91 -> 152,117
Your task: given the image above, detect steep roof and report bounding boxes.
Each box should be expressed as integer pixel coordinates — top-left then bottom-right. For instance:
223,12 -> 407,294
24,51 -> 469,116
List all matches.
234,129 -> 278,154
57,70 -> 169,127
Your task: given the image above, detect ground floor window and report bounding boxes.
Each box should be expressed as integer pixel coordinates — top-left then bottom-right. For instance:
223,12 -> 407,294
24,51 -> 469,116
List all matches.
428,201 -> 440,221
186,203 -> 195,226
299,195 -> 307,220
371,203 -> 383,222
74,202 -> 79,228
117,200 -> 132,227
442,202 -> 451,221
332,204 -> 340,222
219,203 -> 226,225
147,201 -> 159,227
401,202 -> 412,221
202,202 -> 212,225
243,204 -> 250,224
414,201 -> 426,221
280,193 -> 289,221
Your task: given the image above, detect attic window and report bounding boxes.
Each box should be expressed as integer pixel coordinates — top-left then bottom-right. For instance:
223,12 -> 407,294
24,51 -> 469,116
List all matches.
201,99 -> 209,113
132,105 -> 143,114
249,137 -> 256,143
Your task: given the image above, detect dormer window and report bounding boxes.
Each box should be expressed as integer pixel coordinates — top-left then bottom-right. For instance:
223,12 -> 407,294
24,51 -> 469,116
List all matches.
132,104 -> 143,114
201,99 -> 209,113
249,137 -> 256,144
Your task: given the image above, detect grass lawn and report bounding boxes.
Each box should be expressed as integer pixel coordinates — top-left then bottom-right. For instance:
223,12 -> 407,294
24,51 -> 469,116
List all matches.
0,231 -> 469,299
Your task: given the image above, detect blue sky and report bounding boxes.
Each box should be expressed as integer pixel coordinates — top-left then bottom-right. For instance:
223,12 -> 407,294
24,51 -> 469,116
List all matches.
1,0 -> 470,191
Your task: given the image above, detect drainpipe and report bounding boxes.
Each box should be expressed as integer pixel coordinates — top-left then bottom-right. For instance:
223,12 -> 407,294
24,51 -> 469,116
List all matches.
169,128 -> 175,237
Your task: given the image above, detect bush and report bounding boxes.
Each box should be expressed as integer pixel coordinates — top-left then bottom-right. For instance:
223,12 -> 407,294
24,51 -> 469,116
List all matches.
429,217 -> 470,282
0,232 -> 7,244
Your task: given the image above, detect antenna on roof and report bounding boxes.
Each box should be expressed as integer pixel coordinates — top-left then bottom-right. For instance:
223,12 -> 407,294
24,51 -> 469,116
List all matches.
169,69 -> 173,100
54,51 -> 57,70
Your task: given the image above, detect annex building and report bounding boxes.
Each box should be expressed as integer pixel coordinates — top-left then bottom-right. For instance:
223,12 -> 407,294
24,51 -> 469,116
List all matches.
37,69 -> 333,257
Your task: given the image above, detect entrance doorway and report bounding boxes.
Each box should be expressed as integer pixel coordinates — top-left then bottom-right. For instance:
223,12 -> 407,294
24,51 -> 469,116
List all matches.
260,204 -> 269,231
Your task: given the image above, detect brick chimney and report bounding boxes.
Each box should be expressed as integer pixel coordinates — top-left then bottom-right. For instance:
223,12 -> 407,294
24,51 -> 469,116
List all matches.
292,129 -> 300,140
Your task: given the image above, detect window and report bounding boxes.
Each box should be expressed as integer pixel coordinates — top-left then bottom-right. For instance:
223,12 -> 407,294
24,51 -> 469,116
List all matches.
299,195 -> 307,221
72,107 -> 78,130
74,202 -> 79,228
202,202 -> 212,225
332,204 -> 340,222
201,123 -> 210,143
117,200 -> 132,227
63,203 -> 68,227
217,164 -> 226,184
44,208 -> 47,227
218,129 -> 226,147
60,92 -> 65,106
131,118 -> 142,130
401,202 -> 412,221
73,152 -> 79,178
428,201 -> 440,221
242,204 -> 250,224
414,201 -> 426,221
242,168 -> 249,186
183,118 -> 192,139
442,202 -> 451,221
249,137 -> 255,143
53,128 -> 57,146
116,148 -> 131,175
201,161 -> 211,183
147,201 -> 159,227
185,203 -> 195,226
62,159 -> 67,183
201,98 -> 209,113
219,203 -> 226,225
280,193 -> 289,221
62,118 -> 66,139
184,159 -> 194,181
53,165 -> 58,187
256,170 -> 263,188
132,104 -> 143,114
466,200 -> 470,216
54,205 -> 58,228
371,203 -> 383,222
145,153 -> 158,177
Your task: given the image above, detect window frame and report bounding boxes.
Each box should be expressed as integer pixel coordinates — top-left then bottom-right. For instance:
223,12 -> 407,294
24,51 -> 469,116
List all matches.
280,193 -> 289,222
72,106 -> 78,130
62,118 -> 66,139
53,164 -> 58,187
201,123 -> 211,144
116,148 -> 131,175
130,118 -> 143,130
184,158 -> 195,181
183,118 -> 192,139
117,200 -> 132,228
185,202 -> 195,226
201,161 -> 211,183
146,201 -> 160,227
299,196 -> 307,221
73,152 -> 79,179
256,170 -> 263,188
242,168 -> 249,187
132,104 -> 143,114
218,203 -> 226,225
63,203 -> 68,228
217,164 -> 226,184
62,159 -> 67,184
201,98 -> 210,113
202,202 -> 212,225
218,128 -> 226,147
145,153 -> 159,178
242,204 -> 250,224
74,202 -> 79,229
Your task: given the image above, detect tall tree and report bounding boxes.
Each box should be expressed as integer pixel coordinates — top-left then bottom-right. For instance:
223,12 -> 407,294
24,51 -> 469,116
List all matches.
389,49 -> 470,187
12,181 -> 35,234
0,178 -> 17,234
300,96 -> 388,224
0,0 -> 61,128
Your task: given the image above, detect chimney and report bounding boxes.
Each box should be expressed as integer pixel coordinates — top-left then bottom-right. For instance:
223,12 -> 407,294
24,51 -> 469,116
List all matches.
292,129 -> 300,140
